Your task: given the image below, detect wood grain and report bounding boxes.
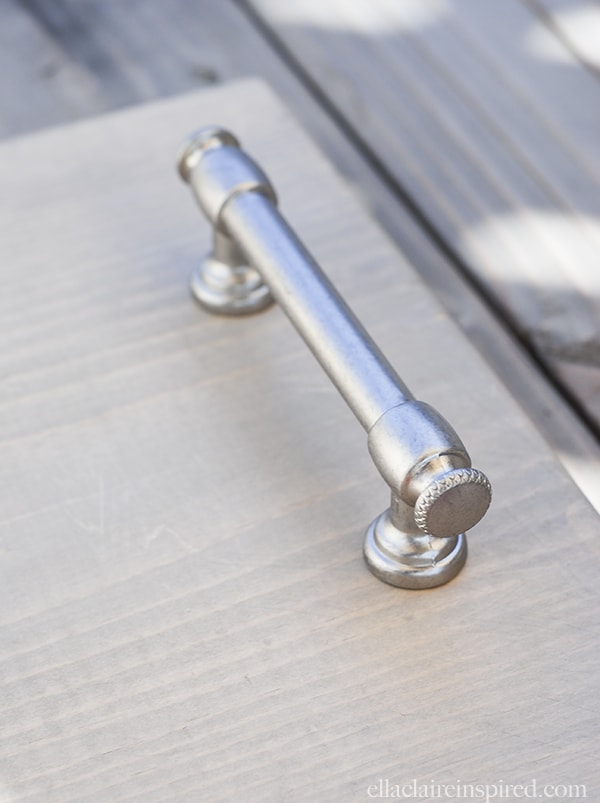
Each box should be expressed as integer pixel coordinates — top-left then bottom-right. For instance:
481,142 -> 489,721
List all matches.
0,82 -> 598,802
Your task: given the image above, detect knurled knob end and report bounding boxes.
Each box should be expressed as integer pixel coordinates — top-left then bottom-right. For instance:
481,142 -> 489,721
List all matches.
414,467 -> 492,538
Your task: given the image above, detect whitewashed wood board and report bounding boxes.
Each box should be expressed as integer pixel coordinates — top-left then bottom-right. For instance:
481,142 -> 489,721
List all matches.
0,81 -> 598,802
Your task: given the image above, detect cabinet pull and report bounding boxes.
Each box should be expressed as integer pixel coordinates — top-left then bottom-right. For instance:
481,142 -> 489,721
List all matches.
177,128 -> 491,589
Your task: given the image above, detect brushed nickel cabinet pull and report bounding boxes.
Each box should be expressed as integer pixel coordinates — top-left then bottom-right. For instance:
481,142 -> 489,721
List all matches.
177,128 -> 491,589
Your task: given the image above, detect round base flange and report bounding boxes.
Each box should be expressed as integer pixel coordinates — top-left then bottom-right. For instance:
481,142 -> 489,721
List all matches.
364,508 -> 467,589
191,256 -> 273,315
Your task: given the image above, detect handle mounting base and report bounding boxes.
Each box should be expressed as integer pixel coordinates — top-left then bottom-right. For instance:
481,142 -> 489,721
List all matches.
364,504 -> 468,589
191,254 -> 272,316
190,228 -> 273,315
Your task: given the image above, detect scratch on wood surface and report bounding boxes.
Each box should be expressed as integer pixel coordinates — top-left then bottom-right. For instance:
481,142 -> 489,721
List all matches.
144,525 -> 194,554
60,476 -> 105,539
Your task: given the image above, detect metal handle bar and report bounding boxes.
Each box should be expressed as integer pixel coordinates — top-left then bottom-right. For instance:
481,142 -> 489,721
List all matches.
177,128 -> 491,589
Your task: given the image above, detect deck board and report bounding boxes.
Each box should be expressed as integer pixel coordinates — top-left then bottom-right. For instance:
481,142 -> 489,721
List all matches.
525,0 -> 600,77
0,0 -> 108,137
246,0 -> 600,434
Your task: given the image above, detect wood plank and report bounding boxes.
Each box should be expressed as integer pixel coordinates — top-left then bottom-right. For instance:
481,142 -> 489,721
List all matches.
0,0 -> 109,137
0,0 -> 259,136
453,0 -> 600,173
0,81 -> 598,802
245,0 -> 600,434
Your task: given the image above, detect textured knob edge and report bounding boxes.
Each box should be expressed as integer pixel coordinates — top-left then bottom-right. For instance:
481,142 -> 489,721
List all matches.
414,467 -> 492,538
